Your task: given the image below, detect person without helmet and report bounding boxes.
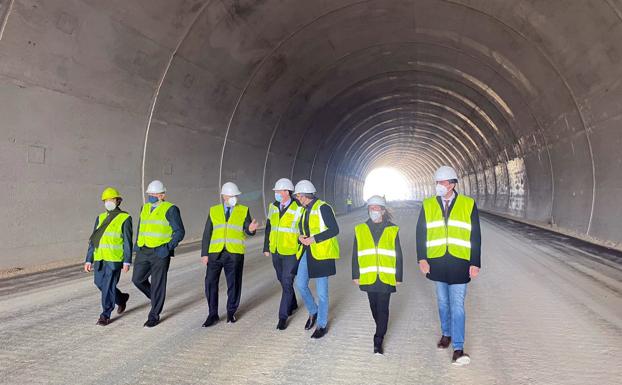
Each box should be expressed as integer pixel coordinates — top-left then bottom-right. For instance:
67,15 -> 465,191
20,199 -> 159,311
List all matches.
201,182 -> 258,327
84,187 -> 132,326
415,166 -> 481,366
352,195 -> 403,354
133,180 -> 185,328
294,180 -> 340,339
263,178 -> 303,330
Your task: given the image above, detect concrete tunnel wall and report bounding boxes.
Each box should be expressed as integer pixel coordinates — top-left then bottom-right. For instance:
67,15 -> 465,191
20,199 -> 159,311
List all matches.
1,0 -> 622,270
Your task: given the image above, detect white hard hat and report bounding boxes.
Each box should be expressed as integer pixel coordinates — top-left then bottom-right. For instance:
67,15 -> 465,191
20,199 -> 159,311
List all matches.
294,179 -> 316,194
434,166 -> 458,182
146,180 -> 166,194
221,182 -> 241,196
273,178 -> 295,191
367,195 -> 386,207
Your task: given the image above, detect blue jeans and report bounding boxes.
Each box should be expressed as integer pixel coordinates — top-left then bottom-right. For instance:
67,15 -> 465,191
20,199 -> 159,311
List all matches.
295,253 -> 329,328
435,282 -> 467,350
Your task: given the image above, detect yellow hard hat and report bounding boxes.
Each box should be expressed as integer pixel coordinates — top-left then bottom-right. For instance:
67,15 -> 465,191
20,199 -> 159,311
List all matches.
101,187 -> 122,201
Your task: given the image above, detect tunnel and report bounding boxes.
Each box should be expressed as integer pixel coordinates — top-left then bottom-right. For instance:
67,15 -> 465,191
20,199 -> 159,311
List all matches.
2,0 -> 622,269
2,1 -> 622,384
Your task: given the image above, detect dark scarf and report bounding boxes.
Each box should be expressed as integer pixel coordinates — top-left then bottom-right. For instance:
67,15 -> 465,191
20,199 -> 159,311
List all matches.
89,207 -> 125,248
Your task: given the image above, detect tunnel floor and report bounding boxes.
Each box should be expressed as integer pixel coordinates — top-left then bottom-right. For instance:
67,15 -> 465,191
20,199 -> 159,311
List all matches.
1,205 -> 621,385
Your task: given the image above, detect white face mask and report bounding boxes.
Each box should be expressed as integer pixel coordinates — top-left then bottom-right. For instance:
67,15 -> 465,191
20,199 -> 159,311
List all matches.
435,183 -> 449,197
227,196 -> 238,207
104,200 -> 117,211
369,210 -> 382,223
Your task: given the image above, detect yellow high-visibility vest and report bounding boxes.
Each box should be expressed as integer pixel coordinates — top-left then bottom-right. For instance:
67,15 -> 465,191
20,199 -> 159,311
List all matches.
297,199 -> 339,260
423,195 -> 474,261
355,223 -> 399,286
268,201 -> 303,255
93,212 -> 130,262
137,202 -> 173,248
208,204 -> 248,254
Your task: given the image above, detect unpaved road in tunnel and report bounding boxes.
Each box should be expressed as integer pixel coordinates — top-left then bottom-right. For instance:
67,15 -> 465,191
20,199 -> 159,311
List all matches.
1,204 -> 622,385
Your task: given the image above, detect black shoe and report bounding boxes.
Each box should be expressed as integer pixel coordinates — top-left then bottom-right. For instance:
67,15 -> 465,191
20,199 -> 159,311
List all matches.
117,293 -> 129,314
96,316 -> 110,326
288,303 -> 298,316
227,313 -> 237,323
311,327 -> 327,339
276,318 -> 287,330
374,343 -> 384,355
143,319 -> 159,328
202,315 -> 219,327
304,314 -> 317,330
452,350 -> 471,366
437,335 -> 451,349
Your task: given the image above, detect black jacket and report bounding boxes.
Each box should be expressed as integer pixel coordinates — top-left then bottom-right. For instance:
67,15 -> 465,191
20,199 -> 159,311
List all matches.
201,205 -> 256,258
352,219 -> 403,293
416,192 -> 481,284
299,198 -> 339,278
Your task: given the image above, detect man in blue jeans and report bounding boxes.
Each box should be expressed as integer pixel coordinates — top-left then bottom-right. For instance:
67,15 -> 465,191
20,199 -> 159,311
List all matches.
293,180 -> 340,339
416,166 -> 481,366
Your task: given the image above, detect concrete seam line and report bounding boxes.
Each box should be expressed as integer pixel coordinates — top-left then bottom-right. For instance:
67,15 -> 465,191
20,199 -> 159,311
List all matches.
140,0 -> 213,203
261,114 -> 284,218
0,0 -> 14,42
440,0 -> 595,239
605,0 -> 622,23
218,0 -> 375,188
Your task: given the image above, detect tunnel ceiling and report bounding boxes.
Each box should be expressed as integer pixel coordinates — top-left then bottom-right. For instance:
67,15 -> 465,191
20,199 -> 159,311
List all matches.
146,0 -> 620,235
2,0 -> 622,266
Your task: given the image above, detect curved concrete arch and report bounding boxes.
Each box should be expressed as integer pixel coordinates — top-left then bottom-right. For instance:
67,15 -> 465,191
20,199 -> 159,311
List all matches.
2,0 -> 621,268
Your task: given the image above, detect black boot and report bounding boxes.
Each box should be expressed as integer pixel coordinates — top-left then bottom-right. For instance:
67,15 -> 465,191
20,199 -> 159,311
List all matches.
202,315 -> 219,327
227,313 -> 237,323
304,313 -> 317,330
276,318 -> 287,330
311,327 -> 327,339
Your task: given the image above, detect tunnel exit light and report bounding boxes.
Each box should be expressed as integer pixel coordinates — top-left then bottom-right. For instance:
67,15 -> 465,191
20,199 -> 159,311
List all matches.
363,167 -> 413,201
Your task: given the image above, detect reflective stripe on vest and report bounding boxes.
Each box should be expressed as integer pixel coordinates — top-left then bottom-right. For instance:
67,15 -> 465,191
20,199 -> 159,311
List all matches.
297,199 -> 339,260
355,223 -> 399,286
208,204 -> 248,254
94,212 -> 130,262
137,202 -> 174,248
422,195 -> 474,261
268,201 -> 302,255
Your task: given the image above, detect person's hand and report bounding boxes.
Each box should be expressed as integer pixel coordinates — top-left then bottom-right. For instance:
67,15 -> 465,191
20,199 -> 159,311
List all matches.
298,235 -> 307,243
396,281 -> 402,286
263,252 -> 270,257
353,279 -> 359,285
249,219 -> 258,232
418,260 -> 430,275
122,264 -> 130,273
83,263 -> 92,273
300,236 -> 314,246
201,256 -> 209,265
469,266 -> 480,279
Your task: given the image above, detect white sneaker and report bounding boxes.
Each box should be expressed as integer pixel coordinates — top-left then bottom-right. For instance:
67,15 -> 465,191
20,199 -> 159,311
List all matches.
452,350 -> 471,366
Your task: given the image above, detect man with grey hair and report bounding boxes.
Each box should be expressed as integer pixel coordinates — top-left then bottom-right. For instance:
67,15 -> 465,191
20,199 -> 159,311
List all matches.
293,180 -> 340,339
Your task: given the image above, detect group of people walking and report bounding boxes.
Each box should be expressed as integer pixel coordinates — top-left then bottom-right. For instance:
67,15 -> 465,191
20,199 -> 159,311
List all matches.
84,165 -> 481,365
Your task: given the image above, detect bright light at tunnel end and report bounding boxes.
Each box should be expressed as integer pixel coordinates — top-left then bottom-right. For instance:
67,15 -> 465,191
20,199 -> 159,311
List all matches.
363,167 -> 414,201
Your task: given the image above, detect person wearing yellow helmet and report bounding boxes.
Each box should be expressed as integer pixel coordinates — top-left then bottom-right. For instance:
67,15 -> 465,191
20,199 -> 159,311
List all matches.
84,187 -> 133,326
